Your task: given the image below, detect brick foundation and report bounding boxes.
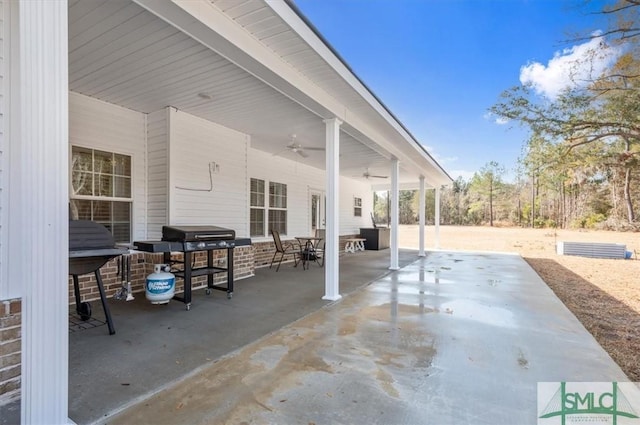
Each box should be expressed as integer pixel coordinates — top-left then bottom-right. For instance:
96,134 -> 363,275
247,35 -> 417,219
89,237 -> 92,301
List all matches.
68,245 -> 255,305
0,299 -> 21,405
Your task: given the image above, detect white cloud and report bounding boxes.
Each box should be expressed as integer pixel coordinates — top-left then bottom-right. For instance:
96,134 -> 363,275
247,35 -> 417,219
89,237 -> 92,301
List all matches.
483,112 -> 509,125
519,32 -> 622,100
448,169 -> 475,181
424,145 -> 458,165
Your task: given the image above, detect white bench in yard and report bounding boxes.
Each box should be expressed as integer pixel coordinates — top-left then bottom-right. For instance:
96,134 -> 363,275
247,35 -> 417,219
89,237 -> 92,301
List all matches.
344,238 -> 366,253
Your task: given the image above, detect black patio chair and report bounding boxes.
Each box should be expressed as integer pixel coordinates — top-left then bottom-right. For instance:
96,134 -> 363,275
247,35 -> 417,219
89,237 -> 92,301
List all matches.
270,229 -> 300,271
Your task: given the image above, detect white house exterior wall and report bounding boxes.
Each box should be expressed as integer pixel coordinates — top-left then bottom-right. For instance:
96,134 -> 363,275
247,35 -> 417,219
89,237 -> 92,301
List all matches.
69,92 -> 147,241
248,148 -> 324,239
248,148 -> 372,240
146,108 -> 169,240
68,97 -> 372,242
0,0 -> 8,298
166,110 -> 373,239
339,178 -> 373,234
167,108 -> 249,233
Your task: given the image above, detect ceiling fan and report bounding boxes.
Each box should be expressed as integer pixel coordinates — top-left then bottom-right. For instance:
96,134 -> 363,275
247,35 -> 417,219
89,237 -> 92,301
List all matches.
360,168 -> 388,179
276,134 -> 325,158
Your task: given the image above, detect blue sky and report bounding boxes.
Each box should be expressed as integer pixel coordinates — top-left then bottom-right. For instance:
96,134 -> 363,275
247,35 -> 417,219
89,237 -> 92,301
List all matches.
294,0 -> 611,182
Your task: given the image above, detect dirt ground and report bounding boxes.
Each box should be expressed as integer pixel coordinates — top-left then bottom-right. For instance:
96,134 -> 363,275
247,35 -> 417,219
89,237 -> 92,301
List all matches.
399,225 -> 640,381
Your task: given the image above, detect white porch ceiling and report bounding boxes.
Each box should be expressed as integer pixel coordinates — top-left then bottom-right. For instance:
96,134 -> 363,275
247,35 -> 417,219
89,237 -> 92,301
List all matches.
68,0 -> 449,187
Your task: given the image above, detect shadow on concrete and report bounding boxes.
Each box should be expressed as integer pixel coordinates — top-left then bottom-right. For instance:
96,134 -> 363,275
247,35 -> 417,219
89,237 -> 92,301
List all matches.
0,249 -> 418,425
525,257 -> 640,381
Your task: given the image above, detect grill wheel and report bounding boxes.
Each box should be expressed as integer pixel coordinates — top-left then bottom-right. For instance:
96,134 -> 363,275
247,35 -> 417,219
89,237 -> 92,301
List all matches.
78,302 -> 92,321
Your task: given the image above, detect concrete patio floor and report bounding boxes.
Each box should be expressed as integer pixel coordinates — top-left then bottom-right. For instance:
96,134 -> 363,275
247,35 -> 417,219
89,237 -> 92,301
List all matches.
1,248 -> 634,425
63,249 -> 418,425
103,250 -> 632,425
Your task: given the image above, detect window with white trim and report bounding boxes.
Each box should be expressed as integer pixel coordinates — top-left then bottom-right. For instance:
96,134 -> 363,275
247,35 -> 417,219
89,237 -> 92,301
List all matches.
250,178 -> 288,237
269,181 -> 287,234
250,178 -> 265,237
70,146 -> 132,243
354,197 -> 362,217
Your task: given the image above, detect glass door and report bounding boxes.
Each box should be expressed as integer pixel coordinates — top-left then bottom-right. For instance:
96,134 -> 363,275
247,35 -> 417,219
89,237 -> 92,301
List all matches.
310,190 -> 325,235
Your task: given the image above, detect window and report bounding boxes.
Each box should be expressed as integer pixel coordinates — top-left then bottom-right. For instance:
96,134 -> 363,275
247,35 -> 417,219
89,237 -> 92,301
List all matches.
70,146 -> 132,243
250,178 -> 265,237
249,178 -> 287,237
354,197 -> 362,217
269,181 -> 287,234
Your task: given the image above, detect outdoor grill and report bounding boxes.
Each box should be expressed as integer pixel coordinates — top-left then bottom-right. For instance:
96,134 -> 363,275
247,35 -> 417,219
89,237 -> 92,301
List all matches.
134,225 -> 237,310
69,220 -> 128,335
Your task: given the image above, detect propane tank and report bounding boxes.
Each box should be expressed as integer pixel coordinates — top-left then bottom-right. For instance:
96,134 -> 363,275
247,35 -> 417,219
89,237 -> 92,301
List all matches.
145,264 -> 175,304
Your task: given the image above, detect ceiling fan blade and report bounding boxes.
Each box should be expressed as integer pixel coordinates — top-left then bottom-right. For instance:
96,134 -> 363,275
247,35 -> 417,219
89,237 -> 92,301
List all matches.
304,146 -> 325,151
371,175 -> 388,179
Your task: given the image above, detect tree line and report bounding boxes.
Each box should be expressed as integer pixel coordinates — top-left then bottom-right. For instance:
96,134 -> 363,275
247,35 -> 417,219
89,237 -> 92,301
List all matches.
374,156 -> 639,230
374,1 -> 640,231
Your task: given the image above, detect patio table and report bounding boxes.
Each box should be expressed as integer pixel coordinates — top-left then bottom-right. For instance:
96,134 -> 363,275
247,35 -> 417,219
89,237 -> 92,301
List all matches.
295,236 -> 323,270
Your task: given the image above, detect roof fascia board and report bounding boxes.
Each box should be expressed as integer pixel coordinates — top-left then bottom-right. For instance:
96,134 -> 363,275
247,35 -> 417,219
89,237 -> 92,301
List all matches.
268,1 -> 417,141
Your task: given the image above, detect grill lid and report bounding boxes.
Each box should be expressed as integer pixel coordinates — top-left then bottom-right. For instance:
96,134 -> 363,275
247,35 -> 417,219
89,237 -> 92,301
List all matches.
162,225 -> 236,242
70,220 -> 117,251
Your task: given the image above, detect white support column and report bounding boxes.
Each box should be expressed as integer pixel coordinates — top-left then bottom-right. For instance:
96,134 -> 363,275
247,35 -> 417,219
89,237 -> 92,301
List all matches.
323,118 -> 342,301
418,176 -> 426,257
389,158 -> 400,270
435,186 -> 441,249
18,1 -> 69,423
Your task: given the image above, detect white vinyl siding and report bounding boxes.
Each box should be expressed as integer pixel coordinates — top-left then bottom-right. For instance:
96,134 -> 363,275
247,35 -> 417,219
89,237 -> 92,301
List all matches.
0,0 -> 19,299
146,108 -> 169,240
167,109 -> 249,234
0,0 -> 8,298
248,148 -> 372,240
339,177 -> 373,233
69,92 -> 147,241
67,97 -> 373,244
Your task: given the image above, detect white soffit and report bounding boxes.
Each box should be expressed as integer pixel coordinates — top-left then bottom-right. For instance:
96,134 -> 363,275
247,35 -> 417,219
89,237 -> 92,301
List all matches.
68,0 -> 449,185
209,0 -> 451,186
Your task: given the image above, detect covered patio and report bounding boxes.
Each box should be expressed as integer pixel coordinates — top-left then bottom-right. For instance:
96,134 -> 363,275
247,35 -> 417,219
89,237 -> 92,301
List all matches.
1,249 -> 419,425
3,0 -> 456,422
72,250 -> 636,424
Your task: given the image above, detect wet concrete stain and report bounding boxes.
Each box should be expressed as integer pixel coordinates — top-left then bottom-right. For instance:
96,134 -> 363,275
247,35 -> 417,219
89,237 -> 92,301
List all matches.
364,303 -> 438,318
517,349 -> 529,369
376,367 -> 400,398
109,251 -> 552,424
108,284 -> 442,425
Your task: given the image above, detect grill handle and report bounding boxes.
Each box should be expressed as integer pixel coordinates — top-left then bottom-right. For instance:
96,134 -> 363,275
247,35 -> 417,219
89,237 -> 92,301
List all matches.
194,233 -> 235,240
